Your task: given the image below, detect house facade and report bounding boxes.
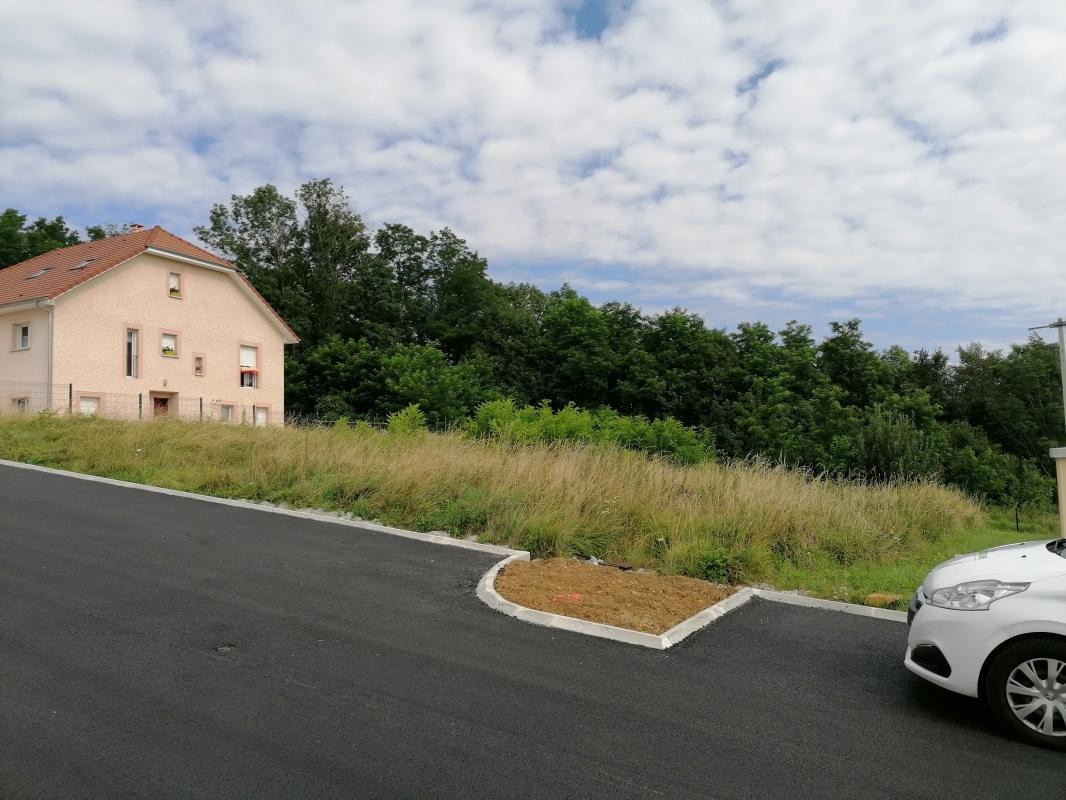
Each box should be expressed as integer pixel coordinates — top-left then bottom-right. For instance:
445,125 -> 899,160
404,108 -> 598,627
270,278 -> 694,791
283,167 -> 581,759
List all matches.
0,226 -> 298,424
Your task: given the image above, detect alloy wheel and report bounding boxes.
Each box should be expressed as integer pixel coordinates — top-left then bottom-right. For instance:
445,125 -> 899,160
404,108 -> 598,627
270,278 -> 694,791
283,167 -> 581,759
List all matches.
1005,658 -> 1066,738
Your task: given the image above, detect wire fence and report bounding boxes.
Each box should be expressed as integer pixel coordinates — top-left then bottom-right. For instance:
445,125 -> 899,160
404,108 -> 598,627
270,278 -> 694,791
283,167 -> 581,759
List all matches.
0,381 -> 268,425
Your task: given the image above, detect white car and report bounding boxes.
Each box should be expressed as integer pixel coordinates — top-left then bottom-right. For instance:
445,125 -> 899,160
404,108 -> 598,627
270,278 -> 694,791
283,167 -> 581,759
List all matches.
905,537 -> 1066,750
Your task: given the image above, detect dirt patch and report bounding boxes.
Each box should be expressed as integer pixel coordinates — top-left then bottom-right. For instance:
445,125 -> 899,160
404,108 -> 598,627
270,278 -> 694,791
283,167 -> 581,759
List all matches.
494,558 -> 735,634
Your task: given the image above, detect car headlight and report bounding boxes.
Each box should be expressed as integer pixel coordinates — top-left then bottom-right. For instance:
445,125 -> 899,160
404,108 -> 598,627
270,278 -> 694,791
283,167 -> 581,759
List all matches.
926,580 -> 1029,611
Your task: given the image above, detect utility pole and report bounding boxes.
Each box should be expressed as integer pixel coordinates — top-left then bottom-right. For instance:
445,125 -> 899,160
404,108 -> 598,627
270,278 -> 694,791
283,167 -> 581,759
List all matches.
1029,317 -> 1066,436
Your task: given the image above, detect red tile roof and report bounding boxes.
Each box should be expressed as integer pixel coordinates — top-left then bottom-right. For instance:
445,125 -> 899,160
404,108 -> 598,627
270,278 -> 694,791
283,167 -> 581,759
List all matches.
0,226 -> 298,341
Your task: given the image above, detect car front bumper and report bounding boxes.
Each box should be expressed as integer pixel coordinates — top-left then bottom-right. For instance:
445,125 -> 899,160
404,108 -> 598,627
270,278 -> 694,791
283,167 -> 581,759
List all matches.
904,593 -> 1004,698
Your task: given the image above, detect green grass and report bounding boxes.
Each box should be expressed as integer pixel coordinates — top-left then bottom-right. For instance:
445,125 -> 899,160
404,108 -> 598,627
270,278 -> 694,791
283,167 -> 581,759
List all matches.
1,413 -> 1055,605
772,516 -> 1060,607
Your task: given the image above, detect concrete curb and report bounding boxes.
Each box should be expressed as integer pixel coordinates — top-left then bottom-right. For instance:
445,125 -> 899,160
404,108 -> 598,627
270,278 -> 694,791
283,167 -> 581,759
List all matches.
1,459 -> 909,647
478,571 -> 907,651
660,587 -> 760,646
756,589 -> 908,623
476,553 -> 668,649
0,459 -> 524,559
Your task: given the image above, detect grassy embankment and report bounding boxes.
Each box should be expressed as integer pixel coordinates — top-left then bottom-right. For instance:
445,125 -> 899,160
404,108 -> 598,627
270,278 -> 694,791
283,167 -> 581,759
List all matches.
0,414 -> 1057,604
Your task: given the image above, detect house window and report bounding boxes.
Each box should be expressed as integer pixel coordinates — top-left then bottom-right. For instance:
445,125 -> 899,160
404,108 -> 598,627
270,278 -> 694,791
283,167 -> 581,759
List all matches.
239,345 -> 259,388
253,406 -> 269,427
168,272 -> 182,298
194,355 -> 205,376
126,329 -> 139,377
219,404 -> 233,423
161,332 -> 178,357
79,396 -> 100,415
12,323 -> 30,351
12,397 -> 29,413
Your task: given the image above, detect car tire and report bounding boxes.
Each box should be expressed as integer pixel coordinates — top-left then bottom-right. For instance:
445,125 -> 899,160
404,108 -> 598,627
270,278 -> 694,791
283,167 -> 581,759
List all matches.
984,637 -> 1066,751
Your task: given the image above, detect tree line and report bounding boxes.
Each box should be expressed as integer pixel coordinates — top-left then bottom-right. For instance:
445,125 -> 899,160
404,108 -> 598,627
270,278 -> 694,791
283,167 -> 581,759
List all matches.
2,181 -> 1063,508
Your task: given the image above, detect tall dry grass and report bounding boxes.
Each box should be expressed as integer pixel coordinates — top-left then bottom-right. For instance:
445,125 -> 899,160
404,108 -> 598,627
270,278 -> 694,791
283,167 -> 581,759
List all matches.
0,413 -> 984,589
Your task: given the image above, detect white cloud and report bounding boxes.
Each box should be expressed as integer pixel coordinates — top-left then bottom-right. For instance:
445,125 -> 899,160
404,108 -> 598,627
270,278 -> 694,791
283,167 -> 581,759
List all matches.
2,0 -> 1066,329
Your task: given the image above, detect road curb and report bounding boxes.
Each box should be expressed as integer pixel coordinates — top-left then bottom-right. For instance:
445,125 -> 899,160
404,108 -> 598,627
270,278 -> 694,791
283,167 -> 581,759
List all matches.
0,459 -> 525,559
755,589 -> 908,622
1,459 -> 909,647
476,553 -> 669,649
478,571 -> 907,650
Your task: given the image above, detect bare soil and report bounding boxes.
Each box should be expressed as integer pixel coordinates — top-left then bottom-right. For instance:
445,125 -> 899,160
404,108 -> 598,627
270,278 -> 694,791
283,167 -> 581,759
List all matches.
494,558 -> 735,634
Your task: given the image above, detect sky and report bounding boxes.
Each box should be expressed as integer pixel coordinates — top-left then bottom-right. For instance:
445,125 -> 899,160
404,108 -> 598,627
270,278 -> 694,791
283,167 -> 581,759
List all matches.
3,0 -> 1066,354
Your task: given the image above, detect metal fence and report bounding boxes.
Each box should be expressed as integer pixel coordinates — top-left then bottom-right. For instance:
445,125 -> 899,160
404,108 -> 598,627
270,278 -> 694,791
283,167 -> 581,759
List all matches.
0,381 -> 265,425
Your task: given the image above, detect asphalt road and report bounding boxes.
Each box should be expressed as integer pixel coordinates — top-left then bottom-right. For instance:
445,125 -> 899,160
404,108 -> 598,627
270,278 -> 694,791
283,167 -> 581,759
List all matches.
1,464 -> 1061,799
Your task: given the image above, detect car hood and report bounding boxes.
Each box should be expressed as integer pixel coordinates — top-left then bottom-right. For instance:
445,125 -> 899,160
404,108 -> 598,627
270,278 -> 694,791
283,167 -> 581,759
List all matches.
924,539 -> 1066,589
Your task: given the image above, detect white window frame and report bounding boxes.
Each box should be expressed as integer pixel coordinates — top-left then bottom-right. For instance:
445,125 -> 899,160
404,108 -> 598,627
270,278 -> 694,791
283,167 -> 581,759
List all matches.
13,397 -> 29,413
239,345 -> 259,388
168,271 -> 182,298
12,322 -> 30,351
219,404 -> 234,423
161,332 -> 179,358
126,328 -> 140,378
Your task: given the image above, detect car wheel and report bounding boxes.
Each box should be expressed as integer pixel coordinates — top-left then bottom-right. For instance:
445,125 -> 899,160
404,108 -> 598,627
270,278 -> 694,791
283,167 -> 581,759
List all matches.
984,638 -> 1066,751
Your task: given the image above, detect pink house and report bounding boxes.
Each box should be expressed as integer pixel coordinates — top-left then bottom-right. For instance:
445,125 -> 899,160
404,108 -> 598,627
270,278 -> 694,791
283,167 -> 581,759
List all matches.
0,226 -> 299,424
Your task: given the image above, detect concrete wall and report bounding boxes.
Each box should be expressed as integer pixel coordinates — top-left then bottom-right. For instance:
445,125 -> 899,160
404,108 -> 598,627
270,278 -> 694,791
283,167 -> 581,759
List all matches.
52,253 -> 287,423
0,306 -> 52,411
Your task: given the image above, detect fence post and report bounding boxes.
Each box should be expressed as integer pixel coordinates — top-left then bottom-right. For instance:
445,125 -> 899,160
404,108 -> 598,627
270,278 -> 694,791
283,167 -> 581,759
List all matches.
138,393 -> 143,419
68,384 -> 73,414
199,397 -> 203,421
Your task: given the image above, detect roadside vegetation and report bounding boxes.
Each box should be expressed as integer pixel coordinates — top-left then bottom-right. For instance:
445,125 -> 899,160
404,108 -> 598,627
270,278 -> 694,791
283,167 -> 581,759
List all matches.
4,191 -> 1064,513
3,190 -> 1062,608
5,413 -> 1049,605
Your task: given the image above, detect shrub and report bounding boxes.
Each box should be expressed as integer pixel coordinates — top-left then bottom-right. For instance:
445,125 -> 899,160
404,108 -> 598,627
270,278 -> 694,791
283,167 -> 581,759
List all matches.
467,400 -> 714,463
671,546 -> 743,584
387,404 -> 427,436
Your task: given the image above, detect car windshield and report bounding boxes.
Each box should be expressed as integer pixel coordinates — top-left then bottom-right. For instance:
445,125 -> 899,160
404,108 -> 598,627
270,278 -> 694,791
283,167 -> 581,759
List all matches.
1047,539 -> 1066,558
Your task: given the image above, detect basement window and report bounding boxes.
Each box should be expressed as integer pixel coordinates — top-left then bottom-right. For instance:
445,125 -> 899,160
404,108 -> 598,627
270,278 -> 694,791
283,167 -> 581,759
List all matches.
13,397 -> 29,413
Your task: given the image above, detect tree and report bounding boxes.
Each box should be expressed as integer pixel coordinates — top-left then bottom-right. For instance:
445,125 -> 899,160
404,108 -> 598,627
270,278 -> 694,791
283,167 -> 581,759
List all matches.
949,337 -> 1065,471
640,310 -> 735,427
195,180 -> 371,346
0,209 -> 81,268
423,228 -> 497,360
537,287 -> 619,408
818,319 -> 889,408
85,223 -> 133,240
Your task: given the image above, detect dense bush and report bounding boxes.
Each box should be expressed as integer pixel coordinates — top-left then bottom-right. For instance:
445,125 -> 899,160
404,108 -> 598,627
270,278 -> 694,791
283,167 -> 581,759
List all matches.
466,399 -> 715,464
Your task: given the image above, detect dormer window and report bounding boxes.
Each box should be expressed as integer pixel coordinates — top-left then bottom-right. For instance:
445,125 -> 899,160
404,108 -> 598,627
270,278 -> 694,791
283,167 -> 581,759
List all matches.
168,272 -> 182,298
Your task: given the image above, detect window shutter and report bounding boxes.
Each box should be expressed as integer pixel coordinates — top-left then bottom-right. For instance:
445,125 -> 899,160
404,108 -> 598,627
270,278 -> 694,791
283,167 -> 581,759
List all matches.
240,346 -> 258,368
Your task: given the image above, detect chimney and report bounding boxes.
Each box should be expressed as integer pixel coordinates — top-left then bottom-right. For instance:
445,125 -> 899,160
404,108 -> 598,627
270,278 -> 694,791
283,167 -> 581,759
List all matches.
128,223 -> 145,232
